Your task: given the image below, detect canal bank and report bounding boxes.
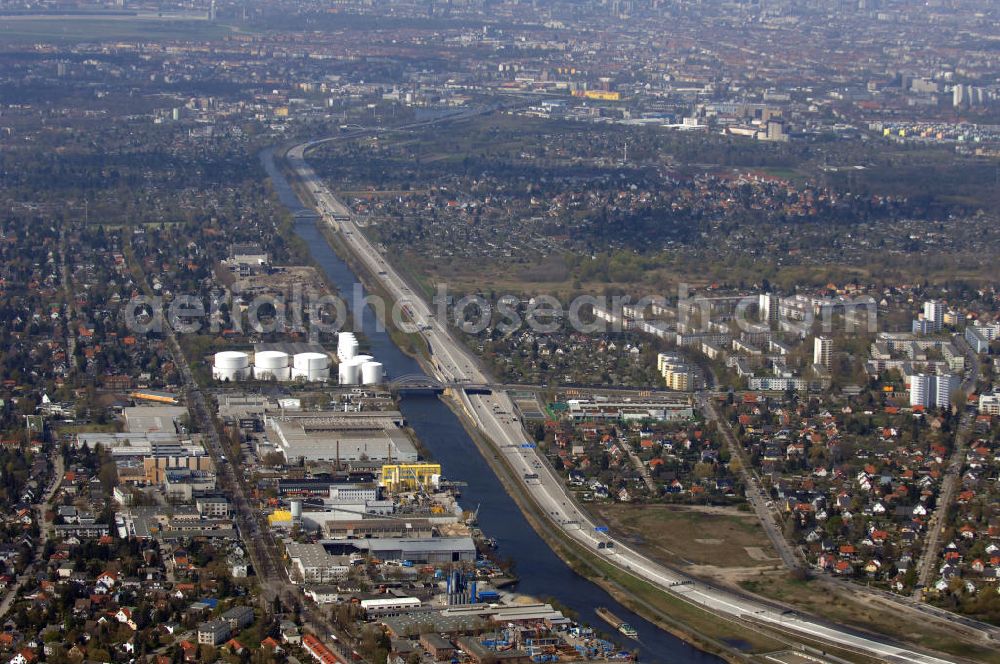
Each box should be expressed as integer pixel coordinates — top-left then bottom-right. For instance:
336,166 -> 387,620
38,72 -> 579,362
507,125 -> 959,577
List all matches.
261,145 -> 725,664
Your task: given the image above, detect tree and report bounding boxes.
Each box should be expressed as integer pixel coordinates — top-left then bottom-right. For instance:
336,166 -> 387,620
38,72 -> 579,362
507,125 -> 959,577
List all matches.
949,387 -> 967,413
693,462 -> 714,480
532,422 -> 546,442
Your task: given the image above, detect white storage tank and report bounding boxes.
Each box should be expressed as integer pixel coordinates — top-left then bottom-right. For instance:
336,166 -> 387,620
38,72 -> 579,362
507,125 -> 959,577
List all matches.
340,342 -> 358,362
361,361 -> 384,385
213,351 -> 250,382
290,499 -> 303,521
256,350 -> 290,369
292,352 -> 331,381
255,365 -> 291,381
338,361 -> 361,385
254,350 -> 291,381
337,332 -> 359,361
294,352 -> 330,371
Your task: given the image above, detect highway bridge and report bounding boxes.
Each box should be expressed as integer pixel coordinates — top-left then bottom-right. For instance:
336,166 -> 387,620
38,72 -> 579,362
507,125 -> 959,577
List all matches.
388,373 -> 515,394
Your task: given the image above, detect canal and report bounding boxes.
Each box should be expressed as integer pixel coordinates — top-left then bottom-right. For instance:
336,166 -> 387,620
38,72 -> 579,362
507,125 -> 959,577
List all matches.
261,146 -> 722,664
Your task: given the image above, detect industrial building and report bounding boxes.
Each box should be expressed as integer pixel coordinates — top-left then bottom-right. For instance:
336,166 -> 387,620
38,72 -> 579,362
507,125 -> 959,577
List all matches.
379,463 -> 442,492
458,636 -> 532,664
267,411 -> 418,463
380,603 -> 570,638
76,431 -> 215,485
326,482 -> 380,503
321,518 -> 435,540
128,390 -> 179,404
565,397 -> 693,422
141,443 -> 215,484
285,541 -> 351,584
75,431 -> 187,456
271,497 -> 396,530
324,536 -> 476,564
276,473 -> 377,496
123,405 -> 189,434
163,468 -> 217,499
361,597 -> 422,618
195,496 -> 231,518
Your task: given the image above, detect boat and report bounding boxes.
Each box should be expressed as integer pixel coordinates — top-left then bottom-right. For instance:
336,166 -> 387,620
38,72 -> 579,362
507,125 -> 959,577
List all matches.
595,607 -> 639,640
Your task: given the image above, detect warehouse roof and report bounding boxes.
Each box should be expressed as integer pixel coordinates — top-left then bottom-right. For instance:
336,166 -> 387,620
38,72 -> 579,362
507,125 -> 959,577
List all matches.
352,537 -> 476,554
268,412 -> 417,462
285,541 -> 350,569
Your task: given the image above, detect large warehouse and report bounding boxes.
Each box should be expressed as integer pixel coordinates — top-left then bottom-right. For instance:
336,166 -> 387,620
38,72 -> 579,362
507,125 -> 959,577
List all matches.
322,536 -> 477,564
267,411 -> 418,463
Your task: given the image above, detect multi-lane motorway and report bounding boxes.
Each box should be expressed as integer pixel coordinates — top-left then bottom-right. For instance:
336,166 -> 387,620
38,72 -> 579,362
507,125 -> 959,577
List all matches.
285,138 -> 959,664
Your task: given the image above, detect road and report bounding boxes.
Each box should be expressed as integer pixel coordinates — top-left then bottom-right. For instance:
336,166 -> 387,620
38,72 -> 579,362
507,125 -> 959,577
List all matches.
0,449 -> 63,619
286,137 -> 960,664
123,242 -> 287,601
619,436 -> 658,494
913,335 -> 981,595
698,391 -> 803,571
59,228 -> 77,374
125,243 -> 362,660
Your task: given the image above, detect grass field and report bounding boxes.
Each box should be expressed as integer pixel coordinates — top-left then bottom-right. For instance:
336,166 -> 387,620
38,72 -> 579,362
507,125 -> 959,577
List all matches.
594,504 -> 781,570
54,422 -> 118,436
0,17 -> 232,44
396,251 -> 664,300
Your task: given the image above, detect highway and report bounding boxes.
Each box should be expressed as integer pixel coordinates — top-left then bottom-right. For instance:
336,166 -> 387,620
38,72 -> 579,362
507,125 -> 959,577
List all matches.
286,138 -> 960,664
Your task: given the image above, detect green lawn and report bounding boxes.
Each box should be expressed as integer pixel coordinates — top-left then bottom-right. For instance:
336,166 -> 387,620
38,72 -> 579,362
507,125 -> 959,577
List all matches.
0,17 -> 232,44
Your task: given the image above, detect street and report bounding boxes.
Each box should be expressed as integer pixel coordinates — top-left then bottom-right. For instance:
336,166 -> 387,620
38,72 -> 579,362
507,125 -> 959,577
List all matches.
698,391 -> 803,571
0,448 -> 64,619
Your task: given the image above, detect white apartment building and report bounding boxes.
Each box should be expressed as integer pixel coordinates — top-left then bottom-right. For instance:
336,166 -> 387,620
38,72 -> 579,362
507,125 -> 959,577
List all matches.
813,336 -> 833,368
979,392 -> 1000,416
923,300 -> 944,331
908,373 -> 959,409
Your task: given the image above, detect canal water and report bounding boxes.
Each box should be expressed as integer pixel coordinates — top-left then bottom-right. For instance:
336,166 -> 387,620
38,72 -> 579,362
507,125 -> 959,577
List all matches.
260,147 -> 721,664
